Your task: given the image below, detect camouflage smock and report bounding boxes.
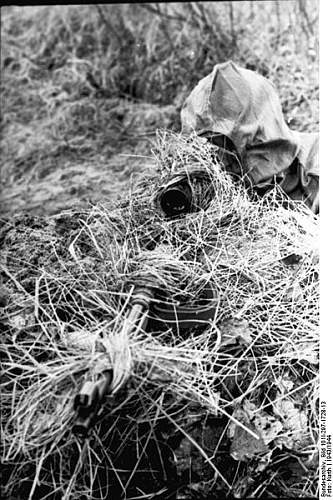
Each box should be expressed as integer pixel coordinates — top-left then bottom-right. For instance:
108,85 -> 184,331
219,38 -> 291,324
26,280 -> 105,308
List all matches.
181,61 -> 319,213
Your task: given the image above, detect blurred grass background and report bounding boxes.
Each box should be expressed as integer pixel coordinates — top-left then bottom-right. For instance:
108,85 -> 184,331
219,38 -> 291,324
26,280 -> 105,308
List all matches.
1,1 -> 319,214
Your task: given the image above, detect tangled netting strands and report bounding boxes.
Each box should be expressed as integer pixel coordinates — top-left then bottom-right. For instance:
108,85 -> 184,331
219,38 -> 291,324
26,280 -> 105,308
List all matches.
1,131 -> 319,499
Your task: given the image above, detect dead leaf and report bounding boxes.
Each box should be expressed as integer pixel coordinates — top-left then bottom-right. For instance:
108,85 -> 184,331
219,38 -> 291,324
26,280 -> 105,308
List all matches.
228,407 -> 268,461
283,342 -> 319,365
230,422 -> 268,461
273,399 -> 309,450
253,412 -> 283,445
219,318 -> 252,346
8,312 -> 36,330
275,376 -> 294,392
283,282 -> 304,302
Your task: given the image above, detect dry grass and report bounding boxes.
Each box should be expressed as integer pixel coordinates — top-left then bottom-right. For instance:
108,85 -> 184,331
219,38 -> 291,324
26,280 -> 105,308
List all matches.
1,2 -> 318,215
1,132 -> 319,499
1,2 -> 319,498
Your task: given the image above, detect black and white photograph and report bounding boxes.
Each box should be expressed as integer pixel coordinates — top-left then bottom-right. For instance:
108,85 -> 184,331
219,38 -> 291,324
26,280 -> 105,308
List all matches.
1,1 -> 326,499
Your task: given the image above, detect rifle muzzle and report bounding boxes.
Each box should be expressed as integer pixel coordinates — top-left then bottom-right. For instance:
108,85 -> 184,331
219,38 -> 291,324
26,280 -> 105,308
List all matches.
72,370 -> 113,438
159,182 -> 193,217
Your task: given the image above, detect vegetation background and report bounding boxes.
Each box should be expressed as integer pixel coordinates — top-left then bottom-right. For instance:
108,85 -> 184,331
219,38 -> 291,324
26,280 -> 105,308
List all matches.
1,2 -> 320,499
1,1 -> 319,216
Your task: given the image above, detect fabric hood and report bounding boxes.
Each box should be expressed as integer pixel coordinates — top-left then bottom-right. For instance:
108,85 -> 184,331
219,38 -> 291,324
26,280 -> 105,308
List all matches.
181,61 -> 302,186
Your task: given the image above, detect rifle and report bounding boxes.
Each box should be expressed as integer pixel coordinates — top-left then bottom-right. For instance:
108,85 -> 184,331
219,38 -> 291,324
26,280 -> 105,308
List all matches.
73,168 -> 219,437
72,279 -> 218,438
156,168 -> 215,217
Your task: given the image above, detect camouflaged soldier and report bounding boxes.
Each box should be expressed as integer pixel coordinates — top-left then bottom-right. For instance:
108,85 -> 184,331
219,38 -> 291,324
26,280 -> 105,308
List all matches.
181,61 -> 319,213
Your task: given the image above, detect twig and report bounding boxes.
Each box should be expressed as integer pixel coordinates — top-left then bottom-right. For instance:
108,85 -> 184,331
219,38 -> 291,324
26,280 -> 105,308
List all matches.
139,3 -> 187,23
297,0 -> 314,36
94,4 -> 121,41
228,1 -> 236,46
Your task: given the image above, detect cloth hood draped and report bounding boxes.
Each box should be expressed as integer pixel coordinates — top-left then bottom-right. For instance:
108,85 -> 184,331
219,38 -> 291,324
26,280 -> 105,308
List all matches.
181,61 -> 319,212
